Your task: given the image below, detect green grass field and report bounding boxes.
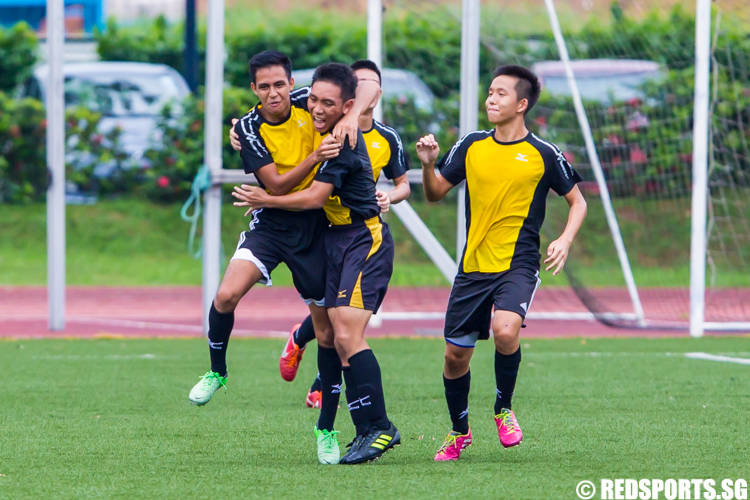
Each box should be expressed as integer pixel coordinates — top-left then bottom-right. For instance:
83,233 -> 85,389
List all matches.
2,337 -> 749,499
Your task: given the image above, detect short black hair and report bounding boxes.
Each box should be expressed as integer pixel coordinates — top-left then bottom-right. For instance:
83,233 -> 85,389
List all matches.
311,62 -> 357,102
249,50 -> 292,84
492,65 -> 541,115
350,59 -> 381,85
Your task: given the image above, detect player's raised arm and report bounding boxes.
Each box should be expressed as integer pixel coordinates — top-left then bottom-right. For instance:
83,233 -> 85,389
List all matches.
331,79 -> 380,148
417,134 -> 454,202
544,184 -> 587,276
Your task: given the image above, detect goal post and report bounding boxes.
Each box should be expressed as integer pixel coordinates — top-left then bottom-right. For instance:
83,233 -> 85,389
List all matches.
201,0 -> 226,334
688,0 -> 712,338
46,0 -> 66,331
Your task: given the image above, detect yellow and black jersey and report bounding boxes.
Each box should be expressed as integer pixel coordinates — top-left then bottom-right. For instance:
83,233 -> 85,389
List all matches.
234,87 -> 317,195
438,131 -> 583,274
362,120 -> 410,181
315,130 -> 380,225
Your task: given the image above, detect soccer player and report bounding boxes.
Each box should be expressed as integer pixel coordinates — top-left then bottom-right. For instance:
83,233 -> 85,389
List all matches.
188,50 -> 378,410
415,65 -> 587,461
278,60 -> 411,409
232,63 -> 400,465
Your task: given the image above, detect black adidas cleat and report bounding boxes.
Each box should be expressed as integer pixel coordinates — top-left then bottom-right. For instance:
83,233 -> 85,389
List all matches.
339,422 -> 401,464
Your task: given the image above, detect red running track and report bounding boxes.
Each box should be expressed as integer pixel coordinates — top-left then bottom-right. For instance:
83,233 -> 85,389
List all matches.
1,286 -> 747,339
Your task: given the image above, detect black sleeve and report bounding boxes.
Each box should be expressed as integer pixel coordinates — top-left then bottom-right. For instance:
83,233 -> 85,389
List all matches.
290,86 -> 311,112
314,151 -> 351,189
436,135 -> 470,186
381,127 -> 410,180
235,116 -> 273,174
545,145 -> 584,196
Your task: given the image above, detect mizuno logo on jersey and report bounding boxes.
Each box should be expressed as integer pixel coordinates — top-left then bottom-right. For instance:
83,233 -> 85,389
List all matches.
515,153 -> 529,162
370,141 -> 381,149
338,290 -> 347,298
297,119 -> 307,128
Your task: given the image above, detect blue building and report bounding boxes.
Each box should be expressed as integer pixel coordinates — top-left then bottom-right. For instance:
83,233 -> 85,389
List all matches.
0,0 -> 103,35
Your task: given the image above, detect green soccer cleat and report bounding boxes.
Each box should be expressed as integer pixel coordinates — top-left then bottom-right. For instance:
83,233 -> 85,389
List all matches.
314,426 -> 341,465
188,371 -> 227,406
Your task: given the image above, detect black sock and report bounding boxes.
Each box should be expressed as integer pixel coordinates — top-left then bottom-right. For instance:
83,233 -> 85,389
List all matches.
348,349 -> 389,431
316,346 -> 342,432
444,370 -> 471,435
208,303 -> 234,377
343,366 -> 369,436
310,372 -> 322,393
293,315 -> 316,349
494,347 -> 522,414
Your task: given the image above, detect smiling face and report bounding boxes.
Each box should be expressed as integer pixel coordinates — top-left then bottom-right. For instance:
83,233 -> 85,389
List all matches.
307,80 -> 354,134
251,65 -> 294,121
485,75 -> 528,125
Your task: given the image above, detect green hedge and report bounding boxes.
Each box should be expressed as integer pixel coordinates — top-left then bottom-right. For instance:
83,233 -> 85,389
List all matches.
0,92 -> 129,204
142,86 -> 258,203
0,22 -> 37,93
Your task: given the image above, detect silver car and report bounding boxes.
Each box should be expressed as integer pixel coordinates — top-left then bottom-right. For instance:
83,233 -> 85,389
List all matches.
292,67 -> 435,112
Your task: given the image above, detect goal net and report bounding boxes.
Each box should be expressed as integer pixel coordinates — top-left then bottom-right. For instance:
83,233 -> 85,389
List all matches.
387,0 -> 749,330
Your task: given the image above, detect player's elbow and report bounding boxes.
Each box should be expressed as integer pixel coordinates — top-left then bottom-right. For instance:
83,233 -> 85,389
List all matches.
265,183 -> 289,197
309,198 -> 326,210
576,196 -> 588,217
424,187 -> 445,203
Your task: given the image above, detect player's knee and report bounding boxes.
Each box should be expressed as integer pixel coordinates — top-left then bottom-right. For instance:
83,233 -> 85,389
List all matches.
333,331 -> 352,353
316,325 -> 335,348
492,325 -> 519,352
444,347 -> 471,372
214,287 -> 241,312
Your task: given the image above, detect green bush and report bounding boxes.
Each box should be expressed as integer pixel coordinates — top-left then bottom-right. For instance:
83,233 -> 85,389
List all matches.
142,86 -> 258,203
0,23 -> 38,93
0,92 -> 128,204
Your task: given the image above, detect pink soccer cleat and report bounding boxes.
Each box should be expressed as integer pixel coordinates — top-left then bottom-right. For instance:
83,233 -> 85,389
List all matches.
495,409 -> 523,448
434,428 -> 473,461
305,389 -> 322,409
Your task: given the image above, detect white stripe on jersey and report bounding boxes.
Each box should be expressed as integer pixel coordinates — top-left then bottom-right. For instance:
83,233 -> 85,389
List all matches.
374,120 -> 407,172
444,130 -> 492,165
531,133 -> 572,179
239,108 -> 269,157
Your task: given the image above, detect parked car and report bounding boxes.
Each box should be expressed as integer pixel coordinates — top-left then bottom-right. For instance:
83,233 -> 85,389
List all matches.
532,59 -> 662,104
20,61 -> 191,177
292,67 -> 435,112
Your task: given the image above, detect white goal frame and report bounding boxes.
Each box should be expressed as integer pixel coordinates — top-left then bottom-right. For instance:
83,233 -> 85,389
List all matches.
45,0 -> 741,335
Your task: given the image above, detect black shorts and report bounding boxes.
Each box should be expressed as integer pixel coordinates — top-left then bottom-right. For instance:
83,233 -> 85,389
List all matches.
324,216 -> 394,312
232,208 -> 328,305
444,266 -> 541,348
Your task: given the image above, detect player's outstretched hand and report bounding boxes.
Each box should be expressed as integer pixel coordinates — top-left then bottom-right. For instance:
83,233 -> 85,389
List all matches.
313,135 -> 343,163
416,134 -> 440,165
229,119 -> 241,151
331,112 -> 359,148
544,238 -> 572,276
232,184 -> 270,216
376,190 -> 391,213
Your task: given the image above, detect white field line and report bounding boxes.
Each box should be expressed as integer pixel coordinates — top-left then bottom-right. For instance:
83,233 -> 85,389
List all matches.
684,352 -> 750,365
66,317 -> 288,337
